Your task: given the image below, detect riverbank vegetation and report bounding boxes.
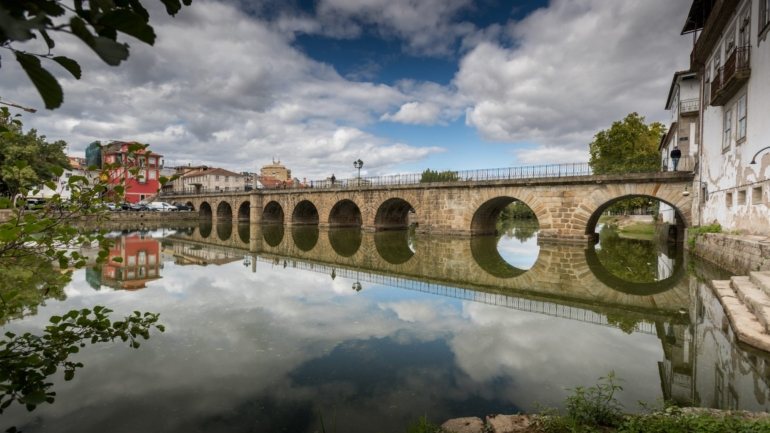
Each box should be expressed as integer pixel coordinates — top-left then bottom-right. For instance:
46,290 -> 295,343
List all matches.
418,373 -> 770,433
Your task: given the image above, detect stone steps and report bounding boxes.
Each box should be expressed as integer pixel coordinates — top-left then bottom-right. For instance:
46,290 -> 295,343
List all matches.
710,272 -> 770,352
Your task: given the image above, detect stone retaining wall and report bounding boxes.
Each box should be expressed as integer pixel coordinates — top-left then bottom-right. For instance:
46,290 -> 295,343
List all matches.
688,231 -> 770,275
101,211 -> 201,223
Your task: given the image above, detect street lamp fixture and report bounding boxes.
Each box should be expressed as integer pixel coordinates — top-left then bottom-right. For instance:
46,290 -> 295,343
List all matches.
353,159 -> 364,179
749,146 -> 770,165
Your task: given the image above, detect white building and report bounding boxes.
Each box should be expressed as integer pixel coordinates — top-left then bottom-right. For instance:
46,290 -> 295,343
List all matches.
36,156 -> 95,200
683,0 -> 770,232
659,71 -> 702,224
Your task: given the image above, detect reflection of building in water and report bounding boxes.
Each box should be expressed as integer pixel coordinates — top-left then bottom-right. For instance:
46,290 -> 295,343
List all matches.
102,233 -> 161,290
658,280 -> 770,411
657,250 -> 675,281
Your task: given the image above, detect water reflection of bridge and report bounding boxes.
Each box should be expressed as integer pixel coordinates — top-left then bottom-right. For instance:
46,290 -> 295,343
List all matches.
168,223 -> 689,313
251,256 -> 658,335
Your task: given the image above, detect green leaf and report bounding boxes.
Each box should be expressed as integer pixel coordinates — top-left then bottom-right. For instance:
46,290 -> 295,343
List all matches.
15,52 -> 63,109
40,29 -> 55,49
99,10 -> 156,45
160,0 -> 183,16
111,256 -> 123,263
52,57 -> 82,80
21,391 -> 47,405
91,37 -> 130,66
64,370 -> 74,381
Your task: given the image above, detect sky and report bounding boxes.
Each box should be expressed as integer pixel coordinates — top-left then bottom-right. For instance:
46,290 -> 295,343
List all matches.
0,0 -> 693,180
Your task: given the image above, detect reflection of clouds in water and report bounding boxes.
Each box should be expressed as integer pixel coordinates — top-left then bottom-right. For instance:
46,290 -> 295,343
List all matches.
2,254 -> 666,431
451,302 -> 664,411
496,233 -> 539,270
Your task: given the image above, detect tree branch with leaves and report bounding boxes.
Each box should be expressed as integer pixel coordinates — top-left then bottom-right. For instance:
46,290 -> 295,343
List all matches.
0,0 -> 192,109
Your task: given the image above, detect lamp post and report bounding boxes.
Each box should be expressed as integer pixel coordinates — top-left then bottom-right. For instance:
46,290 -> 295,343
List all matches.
749,146 -> 770,165
354,159 -> 364,179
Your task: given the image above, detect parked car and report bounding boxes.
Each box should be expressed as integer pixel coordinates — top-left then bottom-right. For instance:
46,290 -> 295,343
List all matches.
129,203 -> 151,212
105,202 -> 118,211
172,202 -> 193,211
24,198 -> 46,210
147,201 -> 177,212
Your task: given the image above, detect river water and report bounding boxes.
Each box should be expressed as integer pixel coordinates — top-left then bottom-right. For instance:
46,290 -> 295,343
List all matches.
2,220 -> 769,432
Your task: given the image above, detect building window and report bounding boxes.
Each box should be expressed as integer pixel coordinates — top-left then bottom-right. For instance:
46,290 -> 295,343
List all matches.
738,189 -> 747,205
725,25 -> 736,55
761,0 -> 770,37
752,187 -> 763,205
149,170 -> 157,180
225,176 -> 229,182
737,94 -> 747,141
723,108 -> 733,150
215,175 -> 220,181
739,7 -> 751,47
726,191 -> 734,207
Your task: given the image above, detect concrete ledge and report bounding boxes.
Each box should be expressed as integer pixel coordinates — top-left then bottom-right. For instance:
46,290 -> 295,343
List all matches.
709,279 -> 770,352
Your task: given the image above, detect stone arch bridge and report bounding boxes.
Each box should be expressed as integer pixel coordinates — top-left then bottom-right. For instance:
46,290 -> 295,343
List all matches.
162,171 -> 694,242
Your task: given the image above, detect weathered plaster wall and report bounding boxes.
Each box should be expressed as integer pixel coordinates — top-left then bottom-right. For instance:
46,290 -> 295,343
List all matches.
697,0 -> 770,233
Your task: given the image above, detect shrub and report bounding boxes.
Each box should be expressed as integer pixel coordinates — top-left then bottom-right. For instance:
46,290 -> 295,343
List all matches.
687,223 -> 722,249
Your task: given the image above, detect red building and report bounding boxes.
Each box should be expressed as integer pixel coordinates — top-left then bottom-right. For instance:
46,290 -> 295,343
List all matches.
102,233 -> 162,290
102,141 -> 163,203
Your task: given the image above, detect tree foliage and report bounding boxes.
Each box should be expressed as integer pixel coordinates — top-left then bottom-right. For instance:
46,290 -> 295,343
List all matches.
420,169 -> 459,183
0,306 -> 164,413
0,108 -> 69,197
0,0 -> 192,109
588,113 -> 665,175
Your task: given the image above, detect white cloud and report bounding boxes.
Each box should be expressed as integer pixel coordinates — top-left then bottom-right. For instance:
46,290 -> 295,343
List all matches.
381,102 -> 441,125
456,0 -> 692,150
0,0 -> 444,178
515,146 -> 590,164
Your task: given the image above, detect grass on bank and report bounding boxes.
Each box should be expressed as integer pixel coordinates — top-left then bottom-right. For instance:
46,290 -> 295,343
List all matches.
405,373 -> 770,433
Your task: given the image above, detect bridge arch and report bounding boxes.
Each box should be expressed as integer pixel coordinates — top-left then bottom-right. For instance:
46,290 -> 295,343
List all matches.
329,228 -> 362,257
292,225 -> 319,252
292,200 -> 320,225
263,201 -> 284,224
374,231 -> 414,264
198,220 -> 212,239
186,201 -> 195,211
199,202 -> 213,220
237,201 -> 250,222
470,196 -> 539,235
329,199 -> 362,227
375,198 -> 415,231
263,224 -> 285,247
584,194 -> 687,239
217,202 -> 233,221
216,221 -> 232,241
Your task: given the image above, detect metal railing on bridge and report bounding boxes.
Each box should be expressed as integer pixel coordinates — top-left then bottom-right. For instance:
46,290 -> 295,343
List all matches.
160,161 -> 691,196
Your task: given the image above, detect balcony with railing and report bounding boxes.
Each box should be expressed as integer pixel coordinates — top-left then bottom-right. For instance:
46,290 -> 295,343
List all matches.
679,98 -> 699,116
711,46 -> 751,106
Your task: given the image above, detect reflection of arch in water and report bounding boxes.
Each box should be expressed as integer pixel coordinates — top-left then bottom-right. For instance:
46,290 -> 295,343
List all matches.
238,223 -> 250,244
374,230 -> 414,264
238,201 -> 250,222
584,244 -> 685,295
471,197 -> 537,236
199,202 -> 212,220
263,224 -> 284,247
329,228 -> 362,257
198,220 -> 212,239
217,202 -> 233,221
329,200 -> 362,227
470,236 -> 529,278
375,198 -> 415,231
292,200 -> 320,225
216,221 -> 232,241
263,201 -> 284,224
586,195 -> 686,241
291,225 -> 319,252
